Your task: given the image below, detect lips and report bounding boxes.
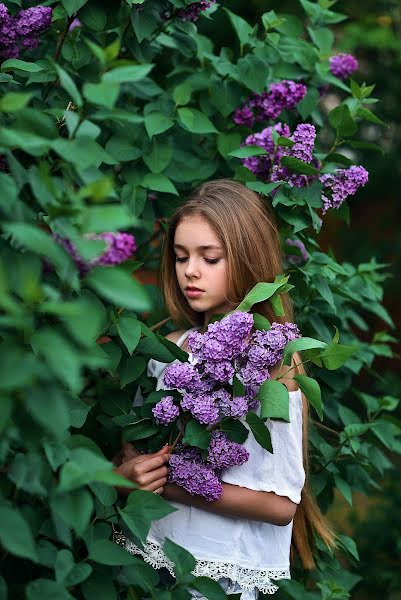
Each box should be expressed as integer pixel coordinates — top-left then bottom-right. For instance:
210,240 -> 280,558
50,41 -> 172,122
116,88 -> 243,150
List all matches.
185,286 -> 203,292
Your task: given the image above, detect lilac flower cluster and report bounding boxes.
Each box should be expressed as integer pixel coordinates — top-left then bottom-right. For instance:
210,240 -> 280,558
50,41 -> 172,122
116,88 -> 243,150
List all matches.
233,80 -> 307,128
320,165 -> 369,213
270,123 -> 316,188
168,448 -> 222,501
177,0 -> 216,22
242,123 -> 290,180
329,53 -> 359,80
0,4 -> 52,59
207,431 -> 249,470
238,322 -> 301,388
152,396 -> 179,425
54,232 -> 136,275
160,311 -> 302,501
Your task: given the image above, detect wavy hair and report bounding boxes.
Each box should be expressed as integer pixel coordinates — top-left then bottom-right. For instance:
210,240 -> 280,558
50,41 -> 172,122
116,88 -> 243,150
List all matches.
159,178 -> 338,568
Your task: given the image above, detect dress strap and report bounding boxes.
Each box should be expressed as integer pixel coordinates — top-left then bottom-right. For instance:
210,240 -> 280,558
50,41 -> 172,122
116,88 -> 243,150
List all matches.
176,327 -> 198,348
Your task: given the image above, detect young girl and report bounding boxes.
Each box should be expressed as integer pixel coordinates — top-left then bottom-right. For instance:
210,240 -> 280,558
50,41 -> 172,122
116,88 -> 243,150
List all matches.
115,179 -> 337,598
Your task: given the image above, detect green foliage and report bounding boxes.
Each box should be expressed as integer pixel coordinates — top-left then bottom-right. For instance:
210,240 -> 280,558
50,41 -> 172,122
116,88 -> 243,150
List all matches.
0,1 -> 398,599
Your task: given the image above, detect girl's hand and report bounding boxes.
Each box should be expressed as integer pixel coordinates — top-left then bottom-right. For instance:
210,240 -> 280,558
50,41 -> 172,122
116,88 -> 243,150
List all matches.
114,445 -> 171,496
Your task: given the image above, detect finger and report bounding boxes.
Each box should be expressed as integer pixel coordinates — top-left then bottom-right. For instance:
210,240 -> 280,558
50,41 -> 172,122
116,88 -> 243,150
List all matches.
144,477 -> 168,492
157,445 -> 171,455
138,465 -> 169,487
132,454 -> 170,471
122,442 -> 141,460
154,487 -> 164,495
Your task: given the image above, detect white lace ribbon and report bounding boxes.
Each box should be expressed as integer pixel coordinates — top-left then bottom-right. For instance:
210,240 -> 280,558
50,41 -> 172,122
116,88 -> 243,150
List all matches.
115,533 -> 290,596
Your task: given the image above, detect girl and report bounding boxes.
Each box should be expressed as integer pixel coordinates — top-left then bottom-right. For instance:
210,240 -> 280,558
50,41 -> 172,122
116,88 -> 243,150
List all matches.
115,179 -> 337,598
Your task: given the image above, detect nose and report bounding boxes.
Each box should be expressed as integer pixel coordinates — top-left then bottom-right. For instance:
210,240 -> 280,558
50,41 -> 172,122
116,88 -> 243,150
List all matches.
185,257 -> 201,279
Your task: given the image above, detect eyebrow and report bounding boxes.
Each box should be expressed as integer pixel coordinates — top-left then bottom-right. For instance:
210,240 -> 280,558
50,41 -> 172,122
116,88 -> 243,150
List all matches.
174,244 -> 223,251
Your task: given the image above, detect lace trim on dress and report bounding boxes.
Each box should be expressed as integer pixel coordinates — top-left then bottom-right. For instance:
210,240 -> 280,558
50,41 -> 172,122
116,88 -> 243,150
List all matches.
114,532 -> 290,595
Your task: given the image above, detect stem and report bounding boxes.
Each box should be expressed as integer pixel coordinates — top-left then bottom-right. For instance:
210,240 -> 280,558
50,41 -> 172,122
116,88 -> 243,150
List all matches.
170,415 -> 191,453
276,359 -> 311,381
43,15 -> 75,102
312,420 -> 340,437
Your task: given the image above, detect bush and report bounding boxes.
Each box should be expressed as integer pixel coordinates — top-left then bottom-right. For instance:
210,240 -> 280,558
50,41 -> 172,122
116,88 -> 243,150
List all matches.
0,1 -> 399,598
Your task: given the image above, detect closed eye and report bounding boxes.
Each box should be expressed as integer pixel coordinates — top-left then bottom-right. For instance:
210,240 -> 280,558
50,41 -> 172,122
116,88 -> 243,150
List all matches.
175,257 -> 221,265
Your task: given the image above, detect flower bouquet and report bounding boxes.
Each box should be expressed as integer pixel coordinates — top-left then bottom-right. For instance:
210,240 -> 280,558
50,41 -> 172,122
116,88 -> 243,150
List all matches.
121,281 -> 357,501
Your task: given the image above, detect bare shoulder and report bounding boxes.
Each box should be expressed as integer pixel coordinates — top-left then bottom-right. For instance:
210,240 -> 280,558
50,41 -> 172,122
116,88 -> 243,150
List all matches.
165,330 -> 186,344
271,351 -> 301,392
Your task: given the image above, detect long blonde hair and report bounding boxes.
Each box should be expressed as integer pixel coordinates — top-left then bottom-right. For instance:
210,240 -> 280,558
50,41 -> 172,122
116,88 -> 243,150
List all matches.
160,178 -> 338,568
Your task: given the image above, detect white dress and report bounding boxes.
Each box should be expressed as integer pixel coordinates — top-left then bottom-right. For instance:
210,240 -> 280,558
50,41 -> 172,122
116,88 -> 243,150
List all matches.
123,328 -> 306,599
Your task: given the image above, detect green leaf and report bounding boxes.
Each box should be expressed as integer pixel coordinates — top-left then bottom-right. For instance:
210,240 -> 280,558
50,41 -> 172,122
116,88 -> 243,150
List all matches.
145,112 -> 174,138
119,356 -> 147,388
137,335 -> 178,363
233,374 -> 246,397
177,108 -> 218,134
220,418 -> 249,443
182,419 -> 211,450
334,475 -> 353,506
245,181 -> 283,195
0,505 -> 38,562
116,316 -> 141,354
85,267 -> 151,312
173,82 -> 192,106
51,489 -> 94,537
155,333 -> 189,362
0,92 -> 32,112
1,59 -> 43,72
236,282 -> 285,312
252,313 -> 271,330
103,64 -> 153,84
122,562 -> 159,592
281,156 -> 320,176
62,0 -> 89,15
3,223 -> 77,285
328,104 -> 358,138
282,337 -> 327,366
319,342 -> 358,370
258,379 -> 290,422
26,579 -> 74,600
190,576 -> 228,600
81,204 -> 138,233
89,540 -> 139,565
224,8 -> 253,48
245,412 -> 273,453
356,106 -> 387,127
143,138 -> 173,173
119,489 -> 177,544
293,375 -> 323,421
228,145 -> 267,158
83,81 -> 120,110
142,172 -> 178,195
123,419 -> 159,441
54,64 -> 82,107
164,538 -> 196,578
24,385 -> 70,436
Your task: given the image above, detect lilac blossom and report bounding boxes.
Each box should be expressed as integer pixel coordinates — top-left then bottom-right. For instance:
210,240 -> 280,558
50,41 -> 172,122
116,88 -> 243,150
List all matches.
320,165 -> 369,213
177,0 -> 216,22
233,80 -> 307,127
54,232 -> 136,275
164,362 -> 202,392
207,431 -> 249,470
241,123 -> 291,180
180,392 -> 219,425
329,53 -> 359,80
0,4 -> 52,59
152,396 -> 179,425
270,123 -> 317,188
69,18 -> 82,31
285,238 -> 309,265
168,449 -> 222,501
216,390 -> 249,418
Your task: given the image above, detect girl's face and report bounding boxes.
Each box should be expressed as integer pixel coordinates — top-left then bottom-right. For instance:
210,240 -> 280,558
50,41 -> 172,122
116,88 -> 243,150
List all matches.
174,215 -> 232,324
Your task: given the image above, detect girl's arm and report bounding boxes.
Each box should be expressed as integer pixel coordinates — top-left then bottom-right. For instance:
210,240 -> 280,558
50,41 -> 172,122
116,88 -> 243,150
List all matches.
162,482 -> 298,526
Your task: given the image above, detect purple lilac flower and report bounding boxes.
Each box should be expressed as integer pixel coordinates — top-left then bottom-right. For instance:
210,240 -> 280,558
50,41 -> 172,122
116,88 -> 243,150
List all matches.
203,359 -> 234,383
241,123 -> 291,179
215,389 -> 249,418
152,396 -> 179,425
329,53 -> 359,80
239,363 -> 271,387
177,0 -> 216,22
69,18 -> 82,31
285,238 -> 309,265
188,311 -> 254,362
180,392 -> 219,425
233,80 -> 307,127
168,449 -> 222,501
54,232 -> 136,275
207,431 -> 249,470
320,165 -> 369,213
87,232 -> 136,266
0,4 -> 52,60
271,123 -> 316,188
164,362 -> 202,392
